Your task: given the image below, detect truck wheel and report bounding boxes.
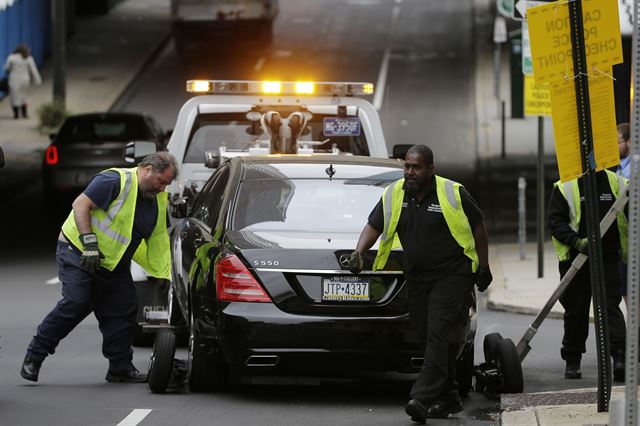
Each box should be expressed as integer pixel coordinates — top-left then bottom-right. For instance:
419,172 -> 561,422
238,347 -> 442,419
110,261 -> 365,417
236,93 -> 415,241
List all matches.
483,332 -> 503,364
495,338 -> 524,393
148,330 -> 177,394
456,343 -> 474,398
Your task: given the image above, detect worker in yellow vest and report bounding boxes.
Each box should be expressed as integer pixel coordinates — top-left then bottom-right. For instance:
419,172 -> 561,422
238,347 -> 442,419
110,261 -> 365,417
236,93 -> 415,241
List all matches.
20,152 -> 178,384
349,145 -> 491,424
548,169 -> 628,381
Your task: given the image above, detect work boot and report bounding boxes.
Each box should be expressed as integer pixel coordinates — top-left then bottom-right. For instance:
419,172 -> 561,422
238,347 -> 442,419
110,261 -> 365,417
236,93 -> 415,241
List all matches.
613,352 -> 625,382
105,365 -> 147,383
427,390 -> 463,418
20,355 -> 42,382
405,399 -> 427,424
20,105 -> 27,118
565,360 -> 582,379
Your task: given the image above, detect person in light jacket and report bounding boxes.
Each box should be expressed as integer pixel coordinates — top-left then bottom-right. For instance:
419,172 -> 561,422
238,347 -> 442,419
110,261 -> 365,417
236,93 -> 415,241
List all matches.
4,43 -> 42,119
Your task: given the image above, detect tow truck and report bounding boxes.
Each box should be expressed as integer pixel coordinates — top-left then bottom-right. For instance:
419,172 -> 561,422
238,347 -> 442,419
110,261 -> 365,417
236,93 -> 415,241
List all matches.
129,79 -> 399,344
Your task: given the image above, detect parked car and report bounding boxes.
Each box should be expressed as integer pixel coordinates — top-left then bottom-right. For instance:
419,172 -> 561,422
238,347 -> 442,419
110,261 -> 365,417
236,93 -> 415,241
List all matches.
146,155 -> 479,394
42,112 -> 168,206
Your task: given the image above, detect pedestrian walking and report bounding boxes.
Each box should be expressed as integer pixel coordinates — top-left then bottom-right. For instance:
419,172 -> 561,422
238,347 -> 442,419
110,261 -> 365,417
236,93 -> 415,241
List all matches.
4,43 -> 42,119
20,152 -> 178,384
548,169 -> 628,382
349,144 -> 492,424
616,122 -> 631,306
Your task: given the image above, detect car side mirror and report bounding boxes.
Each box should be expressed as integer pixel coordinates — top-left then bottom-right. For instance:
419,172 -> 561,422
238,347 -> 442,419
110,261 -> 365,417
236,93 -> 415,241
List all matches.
49,133 -> 57,141
204,151 -> 220,169
170,197 -> 189,218
124,141 -> 157,163
391,144 -> 412,160
0,146 -> 4,168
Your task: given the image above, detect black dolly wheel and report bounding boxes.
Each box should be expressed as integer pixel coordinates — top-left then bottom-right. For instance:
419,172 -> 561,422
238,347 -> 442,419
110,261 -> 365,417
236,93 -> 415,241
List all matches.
483,332 -> 503,364
148,329 -> 177,393
495,338 -> 524,393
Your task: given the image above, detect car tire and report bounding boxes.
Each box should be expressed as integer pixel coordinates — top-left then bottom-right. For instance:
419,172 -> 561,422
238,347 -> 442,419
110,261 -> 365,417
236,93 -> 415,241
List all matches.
483,332 -> 503,365
456,343 -> 474,398
188,312 -> 228,392
495,338 -> 524,394
148,329 -> 177,394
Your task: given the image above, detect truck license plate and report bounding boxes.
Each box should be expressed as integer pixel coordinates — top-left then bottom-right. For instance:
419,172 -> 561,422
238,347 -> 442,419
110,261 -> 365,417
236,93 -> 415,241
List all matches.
322,276 -> 370,302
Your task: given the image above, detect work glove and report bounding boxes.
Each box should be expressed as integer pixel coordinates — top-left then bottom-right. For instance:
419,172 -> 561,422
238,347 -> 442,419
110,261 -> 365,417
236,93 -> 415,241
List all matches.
348,251 -> 364,274
79,233 -> 103,273
475,266 -> 493,292
574,238 -> 589,254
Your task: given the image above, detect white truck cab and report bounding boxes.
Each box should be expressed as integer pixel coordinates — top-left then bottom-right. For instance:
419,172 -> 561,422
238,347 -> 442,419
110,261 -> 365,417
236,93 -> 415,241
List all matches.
165,80 -> 390,202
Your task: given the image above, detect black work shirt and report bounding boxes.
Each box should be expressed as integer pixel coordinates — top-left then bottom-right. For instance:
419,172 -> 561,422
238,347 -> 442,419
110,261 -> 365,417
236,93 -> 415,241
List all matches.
547,171 -> 623,262
81,170 -> 160,272
368,179 -> 484,281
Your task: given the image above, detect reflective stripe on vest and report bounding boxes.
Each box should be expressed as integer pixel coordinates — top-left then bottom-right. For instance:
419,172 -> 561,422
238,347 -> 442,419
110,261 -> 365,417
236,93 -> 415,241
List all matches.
551,170 -> 628,262
61,167 -> 171,278
372,176 -> 479,272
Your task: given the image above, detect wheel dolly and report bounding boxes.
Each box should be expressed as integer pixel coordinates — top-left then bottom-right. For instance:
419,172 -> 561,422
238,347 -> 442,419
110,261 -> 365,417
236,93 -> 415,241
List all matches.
473,184 -> 629,395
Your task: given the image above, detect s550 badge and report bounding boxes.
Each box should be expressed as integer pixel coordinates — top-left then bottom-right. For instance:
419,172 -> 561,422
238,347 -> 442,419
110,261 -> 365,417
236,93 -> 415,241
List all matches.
253,260 -> 280,267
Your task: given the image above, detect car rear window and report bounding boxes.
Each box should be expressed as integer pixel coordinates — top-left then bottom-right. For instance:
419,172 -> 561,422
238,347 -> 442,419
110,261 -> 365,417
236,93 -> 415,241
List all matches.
232,169 -> 402,233
57,115 -> 150,143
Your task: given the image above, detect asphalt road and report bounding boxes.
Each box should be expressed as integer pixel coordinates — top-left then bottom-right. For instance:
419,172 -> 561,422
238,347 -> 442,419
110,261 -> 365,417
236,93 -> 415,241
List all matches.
0,1 -> 609,425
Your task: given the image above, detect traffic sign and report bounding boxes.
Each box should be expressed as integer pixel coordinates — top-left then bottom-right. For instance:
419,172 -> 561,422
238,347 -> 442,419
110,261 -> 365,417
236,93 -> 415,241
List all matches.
522,2 -> 554,75
494,16 -> 508,43
524,75 -> 551,116
527,0 -> 623,83
548,67 -> 619,182
513,0 -> 526,20
497,0 -> 514,18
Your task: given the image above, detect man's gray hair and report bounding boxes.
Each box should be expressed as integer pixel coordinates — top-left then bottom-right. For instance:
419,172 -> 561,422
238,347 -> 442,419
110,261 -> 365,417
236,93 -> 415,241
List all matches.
139,151 -> 179,179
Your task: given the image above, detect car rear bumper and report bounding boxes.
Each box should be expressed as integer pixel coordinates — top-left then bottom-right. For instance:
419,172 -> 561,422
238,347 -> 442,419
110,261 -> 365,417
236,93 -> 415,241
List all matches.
213,302 -> 422,374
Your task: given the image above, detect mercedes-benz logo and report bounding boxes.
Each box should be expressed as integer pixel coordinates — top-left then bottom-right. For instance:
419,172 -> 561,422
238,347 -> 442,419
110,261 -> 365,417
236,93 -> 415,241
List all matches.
339,254 -> 350,268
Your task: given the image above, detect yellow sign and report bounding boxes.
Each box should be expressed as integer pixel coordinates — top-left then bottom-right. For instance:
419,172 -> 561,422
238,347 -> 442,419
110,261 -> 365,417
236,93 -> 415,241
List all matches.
549,67 -> 619,182
528,0 -> 622,83
524,75 -> 551,116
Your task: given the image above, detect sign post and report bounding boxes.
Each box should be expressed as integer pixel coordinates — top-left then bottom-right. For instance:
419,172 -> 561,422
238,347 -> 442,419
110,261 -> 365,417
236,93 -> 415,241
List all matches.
528,0 -> 624,412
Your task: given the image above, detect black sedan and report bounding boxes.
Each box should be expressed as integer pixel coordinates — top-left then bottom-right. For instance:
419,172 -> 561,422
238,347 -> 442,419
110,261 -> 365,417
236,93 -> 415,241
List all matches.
42,112 -> 168,207
148,155 -> 477,393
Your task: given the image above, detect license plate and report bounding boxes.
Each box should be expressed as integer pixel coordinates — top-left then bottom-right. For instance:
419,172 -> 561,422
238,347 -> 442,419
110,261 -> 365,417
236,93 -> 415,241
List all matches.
322,117 -> 362,137
322,276 -> 370,302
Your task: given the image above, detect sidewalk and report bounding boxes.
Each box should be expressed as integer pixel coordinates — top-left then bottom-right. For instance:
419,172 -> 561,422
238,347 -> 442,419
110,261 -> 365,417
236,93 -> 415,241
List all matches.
0,0 -> 170,162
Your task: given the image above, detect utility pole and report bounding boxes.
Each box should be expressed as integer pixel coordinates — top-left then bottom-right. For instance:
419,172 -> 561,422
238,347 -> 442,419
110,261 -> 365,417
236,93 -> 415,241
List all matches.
52,0 -> 66,106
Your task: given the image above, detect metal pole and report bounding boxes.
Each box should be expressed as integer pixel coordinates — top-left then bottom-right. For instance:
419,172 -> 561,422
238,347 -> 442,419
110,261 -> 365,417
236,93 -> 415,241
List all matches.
537,117 -> 545,277
624,0 -> 640,422
495,42 -> 501,101
52,0 -> 66,105
501,100 -> 506,159
568,0 -> 610,412
518,177 -> 527,260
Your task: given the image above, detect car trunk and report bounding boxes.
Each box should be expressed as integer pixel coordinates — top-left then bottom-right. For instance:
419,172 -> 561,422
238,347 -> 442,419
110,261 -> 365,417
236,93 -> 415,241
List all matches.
225,230 -> 407,316
55,140 -> 132,168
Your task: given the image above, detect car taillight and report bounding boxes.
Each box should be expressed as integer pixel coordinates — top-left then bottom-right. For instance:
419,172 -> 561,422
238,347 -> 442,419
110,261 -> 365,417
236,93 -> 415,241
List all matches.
45,146 -> 59,165
215,255 -> 272,303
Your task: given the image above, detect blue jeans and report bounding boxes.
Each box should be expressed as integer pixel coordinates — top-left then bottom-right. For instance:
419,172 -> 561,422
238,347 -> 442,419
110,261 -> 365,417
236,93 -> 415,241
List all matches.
27,241 -> 138,372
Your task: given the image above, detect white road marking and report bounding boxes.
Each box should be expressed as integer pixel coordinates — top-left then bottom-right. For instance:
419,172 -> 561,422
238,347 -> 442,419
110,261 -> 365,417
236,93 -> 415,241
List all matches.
116,409 -> 152,426
254,56 -> 266,72
46,276 -> 61,285
373,48 -> 390,111
373,4 -> 401,111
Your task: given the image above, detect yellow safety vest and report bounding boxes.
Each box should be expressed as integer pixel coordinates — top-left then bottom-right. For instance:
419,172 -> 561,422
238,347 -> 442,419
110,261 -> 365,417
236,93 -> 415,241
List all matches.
61,167 -> 171,279
372,176 -> 479,272
551,170 -> 628,262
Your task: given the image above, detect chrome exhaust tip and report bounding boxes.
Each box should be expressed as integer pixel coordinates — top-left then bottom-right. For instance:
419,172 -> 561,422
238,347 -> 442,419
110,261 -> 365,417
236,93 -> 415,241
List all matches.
245,355 -> 279,367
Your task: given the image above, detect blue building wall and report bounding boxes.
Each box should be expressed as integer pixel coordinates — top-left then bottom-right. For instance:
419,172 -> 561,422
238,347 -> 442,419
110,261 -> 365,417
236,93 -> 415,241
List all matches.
0,0 -> 51,88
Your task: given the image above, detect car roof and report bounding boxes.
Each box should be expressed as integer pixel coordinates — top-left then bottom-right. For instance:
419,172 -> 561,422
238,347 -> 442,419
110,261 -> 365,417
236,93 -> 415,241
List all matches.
63,112 -> 148,121
230,155 -> 404,180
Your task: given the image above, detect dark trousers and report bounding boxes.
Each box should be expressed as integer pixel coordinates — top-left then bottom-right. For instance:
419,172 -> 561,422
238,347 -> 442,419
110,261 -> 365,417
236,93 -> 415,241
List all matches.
27,241 -> 138,372
558,255 -> 626,362
408,273 -> 474,403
